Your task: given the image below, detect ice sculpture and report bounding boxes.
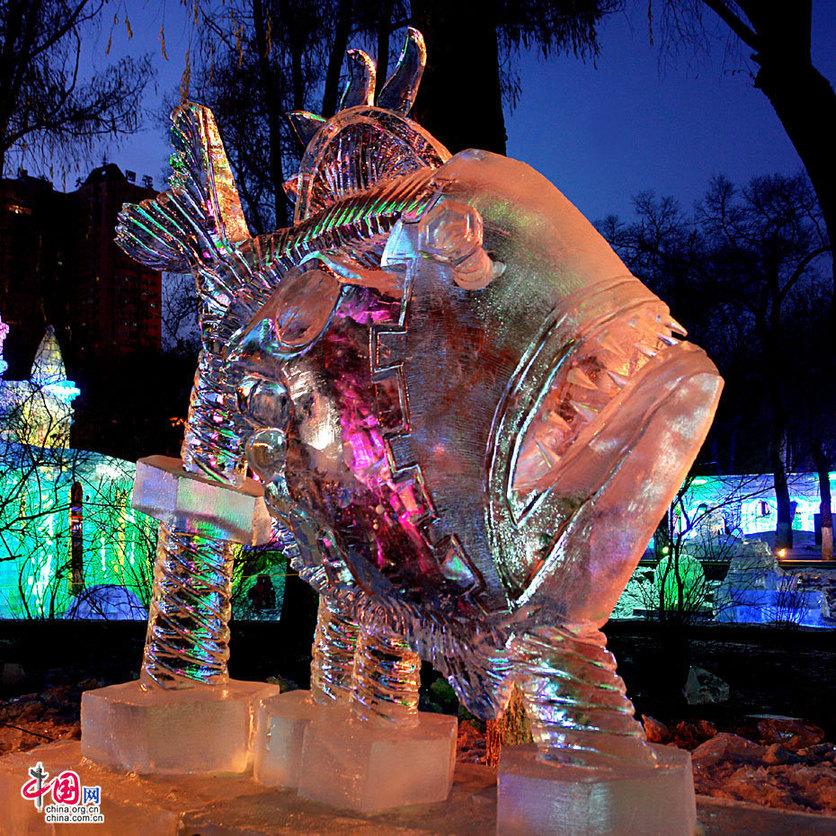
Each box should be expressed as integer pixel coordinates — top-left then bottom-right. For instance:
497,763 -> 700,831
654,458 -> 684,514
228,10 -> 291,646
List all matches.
116,28 -> 722,771
0,315 -> 8,377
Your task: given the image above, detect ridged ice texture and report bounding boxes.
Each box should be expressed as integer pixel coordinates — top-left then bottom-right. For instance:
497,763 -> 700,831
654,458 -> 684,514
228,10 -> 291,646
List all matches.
513,625 -> 656,769
117,101 -> 444,691
181,349 -> 249,484
140,524 -> 237,689
350,629 -> 421,727
310,596 -> 360,705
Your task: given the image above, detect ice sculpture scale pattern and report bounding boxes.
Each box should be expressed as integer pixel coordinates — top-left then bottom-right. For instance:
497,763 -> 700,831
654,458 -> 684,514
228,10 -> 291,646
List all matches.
117,28 -> 722,767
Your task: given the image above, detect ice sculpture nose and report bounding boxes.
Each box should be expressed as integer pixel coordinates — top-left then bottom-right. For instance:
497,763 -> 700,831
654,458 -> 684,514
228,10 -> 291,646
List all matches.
246,428 -> 287,485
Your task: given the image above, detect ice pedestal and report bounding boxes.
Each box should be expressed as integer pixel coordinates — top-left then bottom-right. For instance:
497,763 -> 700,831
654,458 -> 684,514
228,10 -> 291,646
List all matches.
497,743 -> 696,836
252,689 -> 321,788
81,679 -> 279,774
297,710 -> 457,812
251,690 -> 457,812
0,739 -> 501,836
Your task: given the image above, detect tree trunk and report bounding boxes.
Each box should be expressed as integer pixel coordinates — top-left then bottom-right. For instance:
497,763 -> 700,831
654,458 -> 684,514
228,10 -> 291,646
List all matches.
252,0 -> 288,229
730,1 -> 836,322
374,0 -> 396,100
410,0 -> 507,155
321,0 -> 354,118
812,441 -> 833,560
755,59 -> 836,312
762,308 -> 792,549
771,419 -> 793,550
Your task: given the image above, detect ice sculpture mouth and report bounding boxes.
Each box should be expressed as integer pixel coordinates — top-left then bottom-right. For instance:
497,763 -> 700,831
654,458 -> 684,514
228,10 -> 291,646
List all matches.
511,302 -> 687,506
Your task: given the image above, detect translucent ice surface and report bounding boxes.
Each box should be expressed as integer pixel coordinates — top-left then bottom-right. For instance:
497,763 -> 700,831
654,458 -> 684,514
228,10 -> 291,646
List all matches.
115,24 -> 722,777
81,680 -> 278,774
498,743 -> 696,836
297,711 -> 457,812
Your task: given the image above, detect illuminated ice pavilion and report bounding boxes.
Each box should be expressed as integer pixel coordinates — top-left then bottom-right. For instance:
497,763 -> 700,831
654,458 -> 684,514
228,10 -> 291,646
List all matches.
0,317 -> 154,618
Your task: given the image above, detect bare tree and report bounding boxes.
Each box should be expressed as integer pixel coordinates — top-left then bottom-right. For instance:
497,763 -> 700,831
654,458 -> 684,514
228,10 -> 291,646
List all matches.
649,473 -> 776,625
699,173 -> 830,547
185,0 -> 618,233
161,272 -> 200,356
601,171 -> 831,550
0,0 -> 154,178
411,0 -> 619,155
654,2 -> 836,305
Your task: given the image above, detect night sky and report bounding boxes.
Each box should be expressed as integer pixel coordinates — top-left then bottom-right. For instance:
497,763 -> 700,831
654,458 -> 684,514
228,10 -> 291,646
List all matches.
84,3 -> 836,225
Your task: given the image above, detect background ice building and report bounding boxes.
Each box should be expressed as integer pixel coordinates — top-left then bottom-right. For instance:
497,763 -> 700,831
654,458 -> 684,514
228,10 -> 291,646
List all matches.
0,315 -> 154,619
0,315 -> 286,620
612,473 -> 835,627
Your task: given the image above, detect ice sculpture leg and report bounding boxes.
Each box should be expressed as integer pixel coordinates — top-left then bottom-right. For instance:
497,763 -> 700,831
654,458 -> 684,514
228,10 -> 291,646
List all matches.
514,625 -> 653,769
295,621 -> 456,811
497,625 -> 696,835
141,527 -> 237,687
253,596 -> 360,787
131,452 -> 272,687
137,349 -> 258,687
497,742 -> 696,836
81,455 -> 277,774
297,622 -> 456,812
350,627 -> 420,726
311,596 -> 361,704
254,600 -> 455,808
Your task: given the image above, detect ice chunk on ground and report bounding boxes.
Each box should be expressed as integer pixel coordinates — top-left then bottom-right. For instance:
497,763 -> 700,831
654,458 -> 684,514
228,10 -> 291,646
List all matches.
297,711 -> 457,812
81,679 -> 278,774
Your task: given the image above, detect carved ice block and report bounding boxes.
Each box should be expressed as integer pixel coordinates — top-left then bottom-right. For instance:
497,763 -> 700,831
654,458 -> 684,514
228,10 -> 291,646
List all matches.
297,711 -> 458,812
497,743 -> 696,836
252,690 -> 323,789
81,680 -> 279,774
132,454 -> 272,545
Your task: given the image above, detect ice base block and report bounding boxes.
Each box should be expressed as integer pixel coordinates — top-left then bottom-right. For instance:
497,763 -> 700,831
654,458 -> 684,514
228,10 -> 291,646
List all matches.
296,709 -> 458,813
1,741 -> 829,835
252,689 -> 320,788
81,679 -> 279,774
497,743 -> 696,836
0,740 -> 498,836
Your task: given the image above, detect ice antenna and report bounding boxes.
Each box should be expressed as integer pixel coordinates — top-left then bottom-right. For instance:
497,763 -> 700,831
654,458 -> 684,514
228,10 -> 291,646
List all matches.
287,27 -> 427,149
340,49 -> 376,109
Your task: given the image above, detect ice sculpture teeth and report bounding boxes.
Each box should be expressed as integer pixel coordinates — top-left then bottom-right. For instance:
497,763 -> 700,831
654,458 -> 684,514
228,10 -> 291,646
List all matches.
512,308 -> 680,496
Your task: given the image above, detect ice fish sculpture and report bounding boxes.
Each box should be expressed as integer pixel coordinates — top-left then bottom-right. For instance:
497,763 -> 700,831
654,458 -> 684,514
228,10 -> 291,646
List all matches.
117,29 -> 722,768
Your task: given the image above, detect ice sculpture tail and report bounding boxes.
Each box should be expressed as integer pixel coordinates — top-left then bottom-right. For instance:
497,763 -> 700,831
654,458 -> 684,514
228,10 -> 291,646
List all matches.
116,106 -> 264,689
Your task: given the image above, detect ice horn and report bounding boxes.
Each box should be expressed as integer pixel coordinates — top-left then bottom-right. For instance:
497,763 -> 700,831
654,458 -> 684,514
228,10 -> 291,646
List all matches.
340,49 -> 376,109
377,27 -> 426,115
286,110 -> 327,148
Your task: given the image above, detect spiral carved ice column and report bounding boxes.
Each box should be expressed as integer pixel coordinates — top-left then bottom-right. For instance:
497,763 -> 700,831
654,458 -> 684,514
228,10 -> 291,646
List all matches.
351,628 -> 421,727
515,625 -> 656,769
140,348 -> 249,690
141,529 -> 237,688
310,596 -> 361,704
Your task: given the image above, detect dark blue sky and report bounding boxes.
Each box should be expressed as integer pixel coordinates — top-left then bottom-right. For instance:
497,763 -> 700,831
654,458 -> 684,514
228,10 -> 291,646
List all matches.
97,4 -> 836,226
509,6 -> 836,222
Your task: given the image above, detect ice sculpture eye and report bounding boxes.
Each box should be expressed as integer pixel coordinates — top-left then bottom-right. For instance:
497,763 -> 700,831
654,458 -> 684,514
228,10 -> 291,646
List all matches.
228,266 -> 342,369
417,200 -> 505,289
418,201 -> 483,265
236,376 -> 290,430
